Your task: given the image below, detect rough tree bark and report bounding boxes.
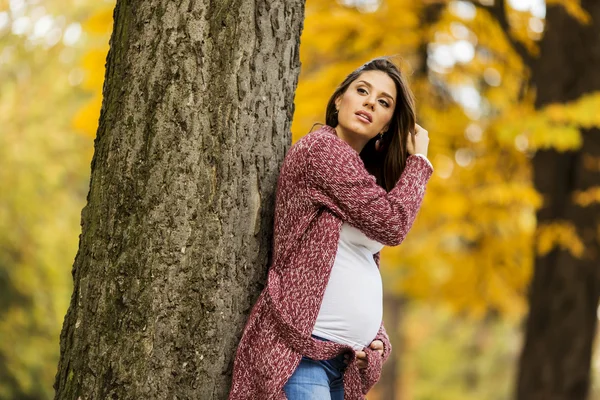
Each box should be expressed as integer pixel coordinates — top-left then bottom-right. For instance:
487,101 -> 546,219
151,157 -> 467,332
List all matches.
53,0 -> 306,398
517,2 -> 600,399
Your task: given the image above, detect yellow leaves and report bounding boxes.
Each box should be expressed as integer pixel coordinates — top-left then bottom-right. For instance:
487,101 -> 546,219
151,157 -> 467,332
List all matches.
530,124 -> 582,152
418,101 -> 471,147
544,92 -> 600,129
535,221 -> 585,258
505,8 -> 540,57
546,0 -> 591,24
80,48 -> 109,90
471,183 -> 543,210
426,5 -> 528,114
434,192 -> 470,218
496,91 -> 600,152
467,6 -> 525,71
465,247 -> 530,318
431,250 -> 529,320
573,186 -> 600,207
81,7 -> 114,34
386,157 -> 539,319
73,6 -> 114,139
494,92 -> 600,152
72,93 -> 102,138
386,190 -> 536,320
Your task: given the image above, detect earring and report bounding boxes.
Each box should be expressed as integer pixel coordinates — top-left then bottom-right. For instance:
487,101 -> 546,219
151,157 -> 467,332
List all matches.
375,132 -> 384,151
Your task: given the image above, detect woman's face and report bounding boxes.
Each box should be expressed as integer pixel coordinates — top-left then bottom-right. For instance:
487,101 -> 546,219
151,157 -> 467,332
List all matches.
335,70 -> 397,143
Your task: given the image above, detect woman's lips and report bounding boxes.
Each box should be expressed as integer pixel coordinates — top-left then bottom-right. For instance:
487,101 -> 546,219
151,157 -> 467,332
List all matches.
356,113 -> 372,124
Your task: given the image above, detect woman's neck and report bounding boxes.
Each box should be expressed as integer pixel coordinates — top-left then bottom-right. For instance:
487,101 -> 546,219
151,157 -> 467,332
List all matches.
333,125 -> 369,153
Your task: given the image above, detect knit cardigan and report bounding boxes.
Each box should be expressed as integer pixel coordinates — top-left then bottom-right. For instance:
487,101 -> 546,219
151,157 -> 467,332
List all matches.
228,124 -> 433,399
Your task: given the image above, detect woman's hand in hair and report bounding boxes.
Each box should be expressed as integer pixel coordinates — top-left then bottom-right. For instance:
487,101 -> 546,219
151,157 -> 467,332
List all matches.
407,123 -> 429,158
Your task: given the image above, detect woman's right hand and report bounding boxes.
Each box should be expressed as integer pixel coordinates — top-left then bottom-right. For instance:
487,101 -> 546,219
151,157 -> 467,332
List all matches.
407,123 -> 429,158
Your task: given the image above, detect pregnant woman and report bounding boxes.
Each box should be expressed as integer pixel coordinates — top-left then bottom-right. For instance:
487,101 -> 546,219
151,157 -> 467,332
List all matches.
228,56 -> 433,400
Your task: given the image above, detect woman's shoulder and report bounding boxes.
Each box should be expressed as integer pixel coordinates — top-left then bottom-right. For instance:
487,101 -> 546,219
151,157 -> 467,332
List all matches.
293,125 -> 334,149
292,125 -> 360,163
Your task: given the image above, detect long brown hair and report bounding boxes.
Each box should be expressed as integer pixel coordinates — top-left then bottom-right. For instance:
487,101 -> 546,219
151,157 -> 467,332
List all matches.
324,57 -> 416,192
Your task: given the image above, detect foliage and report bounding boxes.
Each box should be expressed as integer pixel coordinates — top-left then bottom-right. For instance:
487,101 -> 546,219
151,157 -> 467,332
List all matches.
0,0 -> 94,397
401,304 -> 519,400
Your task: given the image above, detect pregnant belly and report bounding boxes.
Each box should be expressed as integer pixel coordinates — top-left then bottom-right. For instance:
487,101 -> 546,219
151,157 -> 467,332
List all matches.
312,252 -> 383,350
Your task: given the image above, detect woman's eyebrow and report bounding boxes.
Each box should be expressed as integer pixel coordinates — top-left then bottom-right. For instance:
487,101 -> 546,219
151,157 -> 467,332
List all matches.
356,80 -> 395,103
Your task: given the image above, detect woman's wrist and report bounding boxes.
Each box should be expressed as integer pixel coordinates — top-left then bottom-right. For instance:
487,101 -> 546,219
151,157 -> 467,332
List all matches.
410,153 -> 433,169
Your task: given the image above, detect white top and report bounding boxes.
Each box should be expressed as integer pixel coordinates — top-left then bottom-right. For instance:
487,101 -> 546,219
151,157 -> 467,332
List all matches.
312,222 -> 385,350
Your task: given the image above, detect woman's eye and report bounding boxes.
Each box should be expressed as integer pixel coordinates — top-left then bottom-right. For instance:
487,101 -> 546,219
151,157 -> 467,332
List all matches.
357,88 -> 368,94
379,100 -> 389,107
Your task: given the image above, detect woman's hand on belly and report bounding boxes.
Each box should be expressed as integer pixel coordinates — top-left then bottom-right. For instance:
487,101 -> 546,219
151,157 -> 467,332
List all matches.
352,340 -> 384,369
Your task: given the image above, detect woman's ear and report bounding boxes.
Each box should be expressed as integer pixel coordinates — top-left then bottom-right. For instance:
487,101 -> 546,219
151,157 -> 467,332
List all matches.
334,95 -> 342,111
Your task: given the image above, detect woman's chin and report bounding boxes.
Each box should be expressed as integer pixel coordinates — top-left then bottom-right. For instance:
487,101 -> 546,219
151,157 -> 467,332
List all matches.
343,121 -> 376,139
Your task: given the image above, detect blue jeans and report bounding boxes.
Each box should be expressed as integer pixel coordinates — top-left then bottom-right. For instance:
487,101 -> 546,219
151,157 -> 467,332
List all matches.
283,335 -> 347,400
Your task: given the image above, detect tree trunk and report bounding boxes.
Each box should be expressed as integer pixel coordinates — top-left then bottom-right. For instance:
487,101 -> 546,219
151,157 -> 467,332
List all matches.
517,2 -> 600,399
53,0 -> 306,398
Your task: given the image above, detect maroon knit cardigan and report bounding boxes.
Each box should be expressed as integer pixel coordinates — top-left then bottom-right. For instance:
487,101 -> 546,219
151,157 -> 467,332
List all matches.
228,125 -> 433,399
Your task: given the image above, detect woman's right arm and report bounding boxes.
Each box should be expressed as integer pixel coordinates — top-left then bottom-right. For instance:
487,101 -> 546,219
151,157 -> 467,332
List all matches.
305,133 -> 433,247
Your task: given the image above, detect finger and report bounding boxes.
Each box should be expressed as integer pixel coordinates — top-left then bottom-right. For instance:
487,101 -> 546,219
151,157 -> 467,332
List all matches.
356,351 -> 366,359
369,341 -> 383,350
357,360 -> 367,369
369,343 -> 384,357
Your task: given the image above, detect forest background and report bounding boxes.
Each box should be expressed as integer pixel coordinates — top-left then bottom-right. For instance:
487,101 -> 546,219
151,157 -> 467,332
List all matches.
1,0 -> 599,398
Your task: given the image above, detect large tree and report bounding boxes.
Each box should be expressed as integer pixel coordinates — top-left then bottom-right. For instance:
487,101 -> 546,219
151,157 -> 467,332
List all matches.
517,1 -> 600,399
53,0 -> 306,398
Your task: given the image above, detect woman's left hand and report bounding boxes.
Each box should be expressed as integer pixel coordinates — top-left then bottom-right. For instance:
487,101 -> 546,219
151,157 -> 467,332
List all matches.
351,340 -> 384,369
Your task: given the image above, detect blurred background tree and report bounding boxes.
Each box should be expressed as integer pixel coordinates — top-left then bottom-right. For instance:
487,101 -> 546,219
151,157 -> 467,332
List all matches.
514,1 -> 600,399
1,0 -> 598,398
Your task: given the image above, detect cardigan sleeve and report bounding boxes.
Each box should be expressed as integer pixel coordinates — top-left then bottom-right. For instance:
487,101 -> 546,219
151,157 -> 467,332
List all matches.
412,153 -> 433,169
305,132 -> 433,247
